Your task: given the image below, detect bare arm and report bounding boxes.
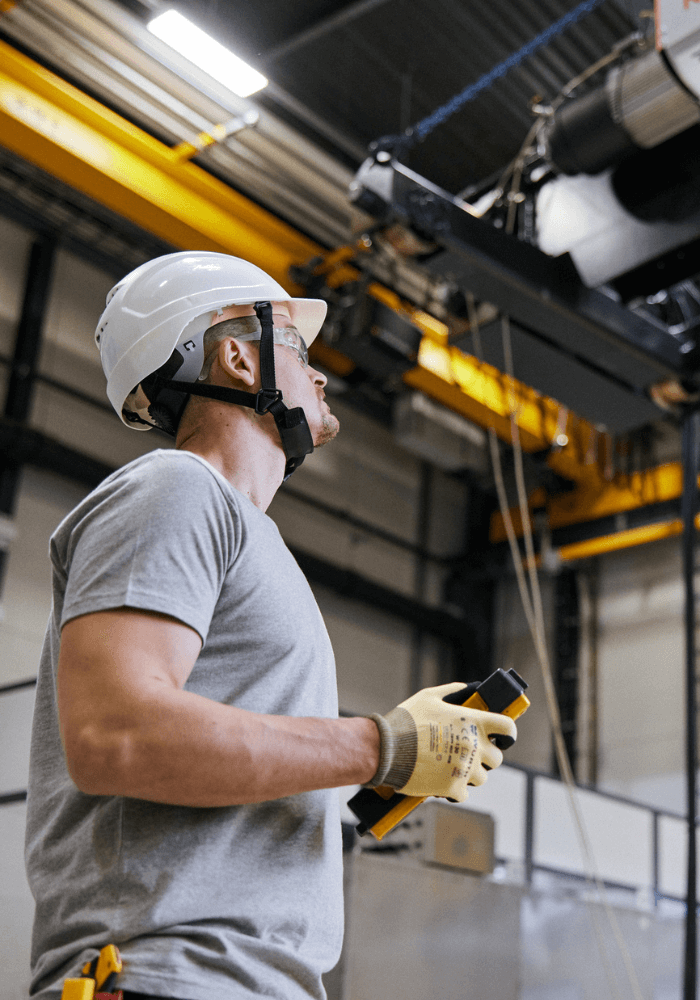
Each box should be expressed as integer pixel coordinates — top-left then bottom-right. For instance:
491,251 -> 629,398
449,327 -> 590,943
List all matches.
57,608 -> 380,806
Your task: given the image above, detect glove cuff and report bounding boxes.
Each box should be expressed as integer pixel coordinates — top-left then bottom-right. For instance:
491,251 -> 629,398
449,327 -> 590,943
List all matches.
364,707 -> 418,790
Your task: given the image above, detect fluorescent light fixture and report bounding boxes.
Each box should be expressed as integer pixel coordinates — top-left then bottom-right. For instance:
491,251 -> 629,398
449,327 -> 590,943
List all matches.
148,10 -> 268,98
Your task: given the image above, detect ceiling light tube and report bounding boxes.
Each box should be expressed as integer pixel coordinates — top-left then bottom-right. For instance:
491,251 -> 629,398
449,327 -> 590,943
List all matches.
148,10 -> 268,98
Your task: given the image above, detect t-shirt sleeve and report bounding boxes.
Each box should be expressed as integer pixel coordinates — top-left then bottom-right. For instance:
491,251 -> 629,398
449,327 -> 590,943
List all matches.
61,454 -> 237,643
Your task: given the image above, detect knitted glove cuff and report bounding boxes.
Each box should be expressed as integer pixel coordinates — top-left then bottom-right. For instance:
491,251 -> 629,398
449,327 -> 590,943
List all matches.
364,707 -> 418,790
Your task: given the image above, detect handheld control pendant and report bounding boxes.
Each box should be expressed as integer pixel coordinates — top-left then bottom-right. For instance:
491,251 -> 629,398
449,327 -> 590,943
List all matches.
348,668 -> 529,840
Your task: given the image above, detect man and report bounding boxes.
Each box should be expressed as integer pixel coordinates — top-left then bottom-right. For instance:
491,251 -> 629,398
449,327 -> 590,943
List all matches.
25,252 -> 516,1000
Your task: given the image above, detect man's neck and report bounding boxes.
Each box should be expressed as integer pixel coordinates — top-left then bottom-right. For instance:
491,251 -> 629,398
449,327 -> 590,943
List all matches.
176,403 -> 286,511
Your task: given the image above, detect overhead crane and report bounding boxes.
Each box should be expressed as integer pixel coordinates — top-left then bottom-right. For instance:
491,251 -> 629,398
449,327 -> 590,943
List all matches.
0,34 -> 693,564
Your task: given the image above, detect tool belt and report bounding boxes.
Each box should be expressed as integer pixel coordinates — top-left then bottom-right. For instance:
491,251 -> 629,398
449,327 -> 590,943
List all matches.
61,944 -> 122,1000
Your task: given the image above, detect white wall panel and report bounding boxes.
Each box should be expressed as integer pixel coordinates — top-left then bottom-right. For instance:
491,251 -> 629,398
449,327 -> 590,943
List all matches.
596,537 -> 685,811
0,802 -> 34,1000
0,686 -> 35,794
290,398 -> 421,543
534,776 -> 653,889
30,383 -> 166,471
657,814 -> 692,899
270,488 -> 417,597
455,764 -> 527,863
41,248 -> 115,365
38,340 -> 108,406
270,489 -> 356,565
314,584 -> 413,715
0,468 -> 87,686
349,532 -> 416,597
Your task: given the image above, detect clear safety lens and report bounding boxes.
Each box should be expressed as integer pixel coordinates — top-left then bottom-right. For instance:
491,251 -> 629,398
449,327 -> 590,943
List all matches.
275,326 -> 308,368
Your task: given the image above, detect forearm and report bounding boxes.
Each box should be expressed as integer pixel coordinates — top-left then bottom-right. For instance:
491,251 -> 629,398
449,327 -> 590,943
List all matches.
67,685 -> 380,806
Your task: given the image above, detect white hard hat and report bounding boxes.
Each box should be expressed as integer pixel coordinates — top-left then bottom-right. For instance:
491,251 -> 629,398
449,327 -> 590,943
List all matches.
95,251 -> 327,430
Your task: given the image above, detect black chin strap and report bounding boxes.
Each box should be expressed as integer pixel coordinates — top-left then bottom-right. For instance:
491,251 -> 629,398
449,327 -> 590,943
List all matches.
150,301 -> 314,480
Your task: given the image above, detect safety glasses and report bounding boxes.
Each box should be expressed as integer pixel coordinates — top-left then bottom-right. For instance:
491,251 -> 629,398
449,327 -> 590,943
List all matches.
206,316 -> 308,369
269,325 -> 309,369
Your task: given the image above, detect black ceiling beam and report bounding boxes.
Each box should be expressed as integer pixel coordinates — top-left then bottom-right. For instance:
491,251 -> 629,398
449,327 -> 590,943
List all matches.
0,419 -> 114,490
351,159 -> 699,395
4,237 -> 56,428
483,495 -> 688,572
0,419 -> 466,644
0,236 -> 57,595
291,548 -> 467,642
1,236 -> 57,516
263,0 -> 393,64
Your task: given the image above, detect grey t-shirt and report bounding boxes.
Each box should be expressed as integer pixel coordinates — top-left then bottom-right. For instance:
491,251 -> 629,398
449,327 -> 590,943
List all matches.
25,450 -> 343,1000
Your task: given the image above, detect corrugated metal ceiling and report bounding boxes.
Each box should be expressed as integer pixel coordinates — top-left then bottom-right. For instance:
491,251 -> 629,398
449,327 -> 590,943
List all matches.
166,0 -> 646,191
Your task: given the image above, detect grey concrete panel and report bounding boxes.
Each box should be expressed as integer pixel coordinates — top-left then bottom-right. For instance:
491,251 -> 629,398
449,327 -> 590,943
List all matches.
344,853 -> 521,1000
0,802 -> 33,1000
0,685 -> 35,794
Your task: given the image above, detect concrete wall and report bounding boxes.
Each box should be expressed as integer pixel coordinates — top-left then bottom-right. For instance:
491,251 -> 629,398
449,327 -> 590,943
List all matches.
596,537 -> 688,813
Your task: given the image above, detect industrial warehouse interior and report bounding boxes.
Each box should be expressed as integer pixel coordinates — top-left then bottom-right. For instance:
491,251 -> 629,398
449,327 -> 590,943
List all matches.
1,0 -> 700,997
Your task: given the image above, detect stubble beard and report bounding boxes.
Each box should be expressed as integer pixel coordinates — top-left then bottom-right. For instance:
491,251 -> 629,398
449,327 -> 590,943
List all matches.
315,410 -> 340,447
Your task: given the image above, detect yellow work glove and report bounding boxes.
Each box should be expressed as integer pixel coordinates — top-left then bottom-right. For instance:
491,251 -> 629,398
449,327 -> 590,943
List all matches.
367,681 -> 517,802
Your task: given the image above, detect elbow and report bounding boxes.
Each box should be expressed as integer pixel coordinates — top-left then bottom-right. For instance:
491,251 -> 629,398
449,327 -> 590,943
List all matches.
63,725 -> 132,796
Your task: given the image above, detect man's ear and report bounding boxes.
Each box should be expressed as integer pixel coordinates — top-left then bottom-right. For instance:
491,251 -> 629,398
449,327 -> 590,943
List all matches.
217,337 -> 256,387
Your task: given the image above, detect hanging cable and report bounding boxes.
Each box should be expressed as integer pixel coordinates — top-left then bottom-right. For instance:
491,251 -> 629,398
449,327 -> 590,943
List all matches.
680,410 -> 699,1000
467,302 -> 626,1000
476,42 -> 629,222
468,293 -> 644,999
459,126 -> 646,995
413,0 -> 608,142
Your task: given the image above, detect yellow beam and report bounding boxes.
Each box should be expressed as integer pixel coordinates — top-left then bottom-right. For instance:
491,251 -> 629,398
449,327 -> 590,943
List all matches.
490,461 -> 685,543
548,461 -> 682,526
405,332 -> 688,555
404,334 -> 617,486
0,38 -> 321,290
521,517 -> 690,566
2,38 -> 681,558
556,519 -> 685,562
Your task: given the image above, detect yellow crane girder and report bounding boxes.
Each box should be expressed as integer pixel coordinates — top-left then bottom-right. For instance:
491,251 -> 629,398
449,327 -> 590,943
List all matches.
0,37 -> 684,561
0,37 -> 321,290
401,322 -> 689,563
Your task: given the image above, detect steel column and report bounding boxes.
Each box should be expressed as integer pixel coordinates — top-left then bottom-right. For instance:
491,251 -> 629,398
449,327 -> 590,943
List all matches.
3,237 -> 55,426
681,408 -> 700,1000
409,462 -> 432,694
553,567 -> 580,779
0,235 -> 56,590
442,480 -> 498,682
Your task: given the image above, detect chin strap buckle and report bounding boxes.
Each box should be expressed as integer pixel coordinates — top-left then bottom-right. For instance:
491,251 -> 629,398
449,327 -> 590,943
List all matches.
254,387 -> 283,414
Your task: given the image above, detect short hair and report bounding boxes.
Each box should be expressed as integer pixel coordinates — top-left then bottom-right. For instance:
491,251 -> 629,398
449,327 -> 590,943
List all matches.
197,315 -> 261,383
